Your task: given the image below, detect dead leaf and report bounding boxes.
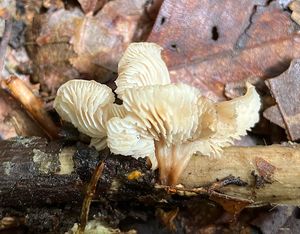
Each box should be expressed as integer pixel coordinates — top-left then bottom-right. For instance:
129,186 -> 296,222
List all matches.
264,59 -> 300,141
263,105 -> 285,129
210,192 -> 253,219
78,0 -> 107,14
255,157 -> 276,180
148,0 -> 300,100
42,0 -> 64,9
25,8 -> 82,94
251,206 -> 295,234
26,0 -> 157,94
70,0 -> 150,77
289,0 -> 300,24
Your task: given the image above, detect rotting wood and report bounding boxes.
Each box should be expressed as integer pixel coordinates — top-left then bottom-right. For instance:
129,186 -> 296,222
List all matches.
179,144 -> 300,206
0,137 -> 155,207
1,137 -> 300,208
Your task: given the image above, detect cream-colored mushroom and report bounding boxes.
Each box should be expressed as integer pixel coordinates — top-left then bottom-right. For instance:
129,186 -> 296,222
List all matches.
107,114 -> 157,168
54,80 -> 116,150
108,81 -> 260,184
110,42 -> 260,185
115,42 -> 171,98
69,220 -> 124,234
54,42 -> 261,186
190,83 -> 261,158
121,83 -> 200,145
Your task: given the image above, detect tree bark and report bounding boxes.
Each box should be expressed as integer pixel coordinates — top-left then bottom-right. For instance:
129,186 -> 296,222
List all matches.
0,137 -> 155,207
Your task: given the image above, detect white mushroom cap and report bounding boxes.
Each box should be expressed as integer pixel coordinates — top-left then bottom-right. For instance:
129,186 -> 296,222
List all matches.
191,83 -> 261,157
54,80 -> 114,148
115,43 -> 171,98
107,115 -> 157,168
215,83 -> 260,138
121,83 -> 200,145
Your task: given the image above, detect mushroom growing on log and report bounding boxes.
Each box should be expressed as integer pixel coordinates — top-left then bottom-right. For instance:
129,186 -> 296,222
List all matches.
54,42 -> 261,185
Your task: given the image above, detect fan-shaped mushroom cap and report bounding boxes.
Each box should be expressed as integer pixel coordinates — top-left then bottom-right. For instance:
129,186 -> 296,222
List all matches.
215,83 -> 260,138
54,80 -> 114,139
191,83 -> 261,157
107,115 -> 157,168
115,43 -> 171,98
121,83 -> 200,145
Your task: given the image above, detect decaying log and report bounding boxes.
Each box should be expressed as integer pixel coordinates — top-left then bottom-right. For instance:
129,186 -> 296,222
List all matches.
179,144 -> 300,206
0,137 -> 155,207
1,137 -> 300,208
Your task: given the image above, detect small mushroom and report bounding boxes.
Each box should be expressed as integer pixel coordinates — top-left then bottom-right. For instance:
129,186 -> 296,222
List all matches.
115,42 -> 171,99
54,42 -> 261,185
54,80 -> 125,150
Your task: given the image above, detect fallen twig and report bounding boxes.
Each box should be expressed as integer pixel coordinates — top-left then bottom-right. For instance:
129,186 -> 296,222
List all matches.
5,76 -> 59,139
79,161 -> 105,233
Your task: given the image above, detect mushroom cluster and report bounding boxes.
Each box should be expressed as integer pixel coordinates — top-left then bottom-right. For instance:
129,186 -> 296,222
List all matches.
54,42 -> 261,185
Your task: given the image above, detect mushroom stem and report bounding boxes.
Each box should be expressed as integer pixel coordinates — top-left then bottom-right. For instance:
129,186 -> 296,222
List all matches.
155,141 -> 193,185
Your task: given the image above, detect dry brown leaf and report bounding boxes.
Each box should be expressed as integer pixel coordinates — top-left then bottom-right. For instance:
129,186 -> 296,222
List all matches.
70,0 -> 150,79
263,105 -> 285,129
148,0 -> 300,100
25,8 -> 82,94
42,0 -> 64,9
289,0 -> 300,24
26,0 -> 157,95
78,0 -> 108,14
264,59 -> 300,141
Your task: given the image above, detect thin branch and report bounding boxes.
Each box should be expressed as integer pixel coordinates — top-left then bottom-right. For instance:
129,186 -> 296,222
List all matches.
79,161 -> 105,233
5,76 -> 59,139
